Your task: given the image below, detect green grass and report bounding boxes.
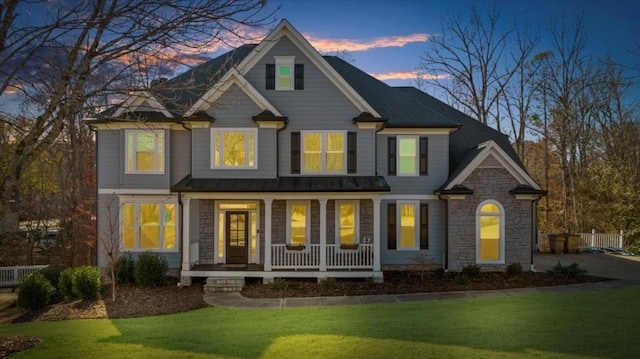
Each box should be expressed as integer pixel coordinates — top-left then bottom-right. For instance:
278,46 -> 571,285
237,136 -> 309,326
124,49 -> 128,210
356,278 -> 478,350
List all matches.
2,288 -> 640,358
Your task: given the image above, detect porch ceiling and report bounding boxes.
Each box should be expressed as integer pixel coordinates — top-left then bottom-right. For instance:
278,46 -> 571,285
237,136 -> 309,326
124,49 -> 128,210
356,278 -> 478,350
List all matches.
172,175 -> 391,193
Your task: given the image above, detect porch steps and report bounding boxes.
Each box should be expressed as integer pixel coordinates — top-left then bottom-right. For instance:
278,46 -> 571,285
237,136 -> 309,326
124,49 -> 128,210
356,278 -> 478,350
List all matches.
204,277 -> 245,293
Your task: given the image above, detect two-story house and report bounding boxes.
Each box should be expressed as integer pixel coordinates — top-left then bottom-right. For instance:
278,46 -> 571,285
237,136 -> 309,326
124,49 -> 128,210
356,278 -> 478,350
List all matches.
87,20 -> 545,285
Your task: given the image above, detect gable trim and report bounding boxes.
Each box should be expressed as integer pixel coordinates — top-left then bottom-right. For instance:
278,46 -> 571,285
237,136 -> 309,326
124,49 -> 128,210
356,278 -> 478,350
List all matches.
185,69 -> 282,117
445,140 -> 541,191
234,19 -> 380,117
113,91 -> 173,119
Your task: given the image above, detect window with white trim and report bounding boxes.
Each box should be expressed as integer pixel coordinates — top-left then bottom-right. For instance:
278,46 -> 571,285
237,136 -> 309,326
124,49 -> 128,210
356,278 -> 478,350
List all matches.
287,201 -> 310,245
121,200 -> 177,251
336,200 -> 359,245
476,200 -> 505,263
211,128 -> 257,169
126,130 -> 164,174
397,136 -> 418,176
275,56 -> 294,90
302,131 -> 345,173
397,201 -> 420,250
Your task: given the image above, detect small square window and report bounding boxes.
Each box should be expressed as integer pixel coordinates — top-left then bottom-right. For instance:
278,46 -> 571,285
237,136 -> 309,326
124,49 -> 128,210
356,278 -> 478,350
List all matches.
125,130 -> 164,174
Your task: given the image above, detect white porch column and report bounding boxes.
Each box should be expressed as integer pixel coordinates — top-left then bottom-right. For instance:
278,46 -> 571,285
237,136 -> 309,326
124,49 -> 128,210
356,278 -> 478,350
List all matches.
373,198 -> 381,272
180,196 -> 192,286
264,198 -> 273,271
319,199 -> 328,271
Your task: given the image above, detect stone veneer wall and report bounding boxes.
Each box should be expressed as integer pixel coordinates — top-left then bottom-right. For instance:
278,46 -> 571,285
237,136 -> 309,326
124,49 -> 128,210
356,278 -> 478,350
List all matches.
199,200 -> 214,264
447,168 -> 533,271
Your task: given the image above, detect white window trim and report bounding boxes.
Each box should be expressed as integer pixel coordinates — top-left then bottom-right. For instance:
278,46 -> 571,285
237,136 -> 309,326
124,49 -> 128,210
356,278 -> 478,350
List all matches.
125,129 -> 165,175
475,199 -> 506,264
210,128 -> 258,169
274,56 -> 295,91
396,200 -> 420,251
301,131 -> 347,174
335,200 -> 360,245
119,196 -> 179,252
396,135 -> 419,177
213,201 -> 260,264
286,200 -> 310,246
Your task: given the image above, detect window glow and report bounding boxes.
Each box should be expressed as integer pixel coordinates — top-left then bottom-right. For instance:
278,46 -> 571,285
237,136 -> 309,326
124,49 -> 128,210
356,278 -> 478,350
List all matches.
120,200 -> 176,251
289,202 -> 308,245
399,203 -> 416,248
338,201 -> 356,244
477,201 -> 504,263
126,130 -> 164,173
302,132 -> 345,173
211,129 -> 257,169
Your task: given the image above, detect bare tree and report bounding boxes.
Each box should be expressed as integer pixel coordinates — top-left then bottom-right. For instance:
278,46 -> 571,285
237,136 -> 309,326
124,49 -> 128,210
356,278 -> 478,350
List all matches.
418,6 -> 537,130
0,0 -> 273,232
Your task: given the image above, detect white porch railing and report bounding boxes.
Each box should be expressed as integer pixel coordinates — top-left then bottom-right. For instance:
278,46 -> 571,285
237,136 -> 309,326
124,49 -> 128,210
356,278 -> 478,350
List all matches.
538,230 -> 624,252
327,244 -> 373,269
0,265 -> 49,286
271,244 -> 321,269
271,243 -> 374,270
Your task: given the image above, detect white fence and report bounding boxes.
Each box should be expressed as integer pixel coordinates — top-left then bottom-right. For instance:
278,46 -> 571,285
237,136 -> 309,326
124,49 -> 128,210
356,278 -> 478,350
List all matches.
0,265 -> 49,286
538,230 -> 624,252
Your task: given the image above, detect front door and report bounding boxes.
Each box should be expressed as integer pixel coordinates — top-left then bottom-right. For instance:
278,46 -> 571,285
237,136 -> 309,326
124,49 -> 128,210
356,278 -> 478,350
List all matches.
225,211 -> 248,264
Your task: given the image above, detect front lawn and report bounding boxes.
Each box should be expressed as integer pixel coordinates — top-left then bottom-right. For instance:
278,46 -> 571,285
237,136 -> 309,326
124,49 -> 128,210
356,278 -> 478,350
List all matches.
2,288 -> 639,359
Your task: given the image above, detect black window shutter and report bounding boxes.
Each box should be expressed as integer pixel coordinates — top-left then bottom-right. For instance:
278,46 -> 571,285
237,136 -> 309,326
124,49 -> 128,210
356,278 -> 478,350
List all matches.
347,131 -> 357,174
419,137 -> 428,175
420,203 -> 429,249
294,64 -> 304,90
387,203 -> 397,249
291,132 -> 300,174
266,64 -> 275,90
388,137 -> 396,175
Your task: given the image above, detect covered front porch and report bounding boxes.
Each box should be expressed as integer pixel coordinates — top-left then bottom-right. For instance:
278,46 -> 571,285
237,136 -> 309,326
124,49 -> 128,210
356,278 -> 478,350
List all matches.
178,192 -> 385,284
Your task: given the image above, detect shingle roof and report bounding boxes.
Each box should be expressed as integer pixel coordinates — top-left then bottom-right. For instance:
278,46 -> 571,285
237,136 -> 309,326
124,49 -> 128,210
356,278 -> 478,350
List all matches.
391,86 -> 525,177
172,175 -> 390,193
323,56 -> 459,128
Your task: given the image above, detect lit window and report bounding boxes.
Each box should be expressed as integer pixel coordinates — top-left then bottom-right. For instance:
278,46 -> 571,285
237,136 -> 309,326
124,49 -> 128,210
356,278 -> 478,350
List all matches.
287,201 -> 309,245
126,130 -> 164,174
336,201 -> 358,245
275,56 -> 294,90
302,132 -> 345,173
121,200 -> 177,251
476,201 -> 504,263
211,129 -> 257,169
398,201 -> 419,249
398,136 -> 418,176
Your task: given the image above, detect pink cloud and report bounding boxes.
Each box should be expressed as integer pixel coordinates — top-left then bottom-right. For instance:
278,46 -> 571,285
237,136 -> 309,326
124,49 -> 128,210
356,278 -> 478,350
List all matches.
371,71 -> 449,81
306,33 -> 430,52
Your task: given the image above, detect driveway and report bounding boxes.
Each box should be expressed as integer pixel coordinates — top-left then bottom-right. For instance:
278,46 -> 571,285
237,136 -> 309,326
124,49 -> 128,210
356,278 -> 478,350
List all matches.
534,252 -> 640,281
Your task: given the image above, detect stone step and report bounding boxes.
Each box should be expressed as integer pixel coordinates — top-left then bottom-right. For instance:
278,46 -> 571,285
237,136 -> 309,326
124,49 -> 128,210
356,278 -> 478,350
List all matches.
204,277 -> 245,293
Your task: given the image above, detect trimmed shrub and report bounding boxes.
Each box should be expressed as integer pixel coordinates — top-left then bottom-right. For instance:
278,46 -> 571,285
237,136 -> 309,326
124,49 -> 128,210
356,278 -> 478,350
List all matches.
115,254 -> 136,285
461,264 -> 481,278
17,273 -> 55,310
319,277 -> 337,291
72,266 -> 102,300
58,267 -> 76,298
505,263 -> 523,277
547,261 -> 587,277
39,265 -> 67,303
269,277 -> 288,291
134,251 -> 168,288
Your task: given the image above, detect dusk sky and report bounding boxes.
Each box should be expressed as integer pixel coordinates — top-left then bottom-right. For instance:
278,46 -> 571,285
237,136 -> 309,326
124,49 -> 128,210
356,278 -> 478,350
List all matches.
2,0 -> 639,113
262,0 -> 639,88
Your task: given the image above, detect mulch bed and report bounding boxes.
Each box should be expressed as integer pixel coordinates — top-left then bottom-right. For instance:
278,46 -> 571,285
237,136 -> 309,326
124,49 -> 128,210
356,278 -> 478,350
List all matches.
241,270 -> 608,298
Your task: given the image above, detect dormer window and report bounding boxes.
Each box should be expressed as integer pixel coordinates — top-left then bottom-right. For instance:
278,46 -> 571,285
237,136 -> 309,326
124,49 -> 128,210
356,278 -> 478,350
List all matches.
266,56 -> 304,90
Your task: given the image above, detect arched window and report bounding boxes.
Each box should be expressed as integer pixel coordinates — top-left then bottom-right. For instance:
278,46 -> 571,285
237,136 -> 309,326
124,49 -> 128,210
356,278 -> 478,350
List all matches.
476,200 -> 505,264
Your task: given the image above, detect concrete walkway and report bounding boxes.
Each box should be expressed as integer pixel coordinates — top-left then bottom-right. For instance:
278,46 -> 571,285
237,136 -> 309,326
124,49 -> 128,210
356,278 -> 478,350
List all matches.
203,279 -> 640,309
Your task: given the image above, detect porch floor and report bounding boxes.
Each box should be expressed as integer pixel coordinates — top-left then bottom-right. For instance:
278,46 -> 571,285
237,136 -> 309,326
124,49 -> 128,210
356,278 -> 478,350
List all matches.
192,264 -> 265,272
